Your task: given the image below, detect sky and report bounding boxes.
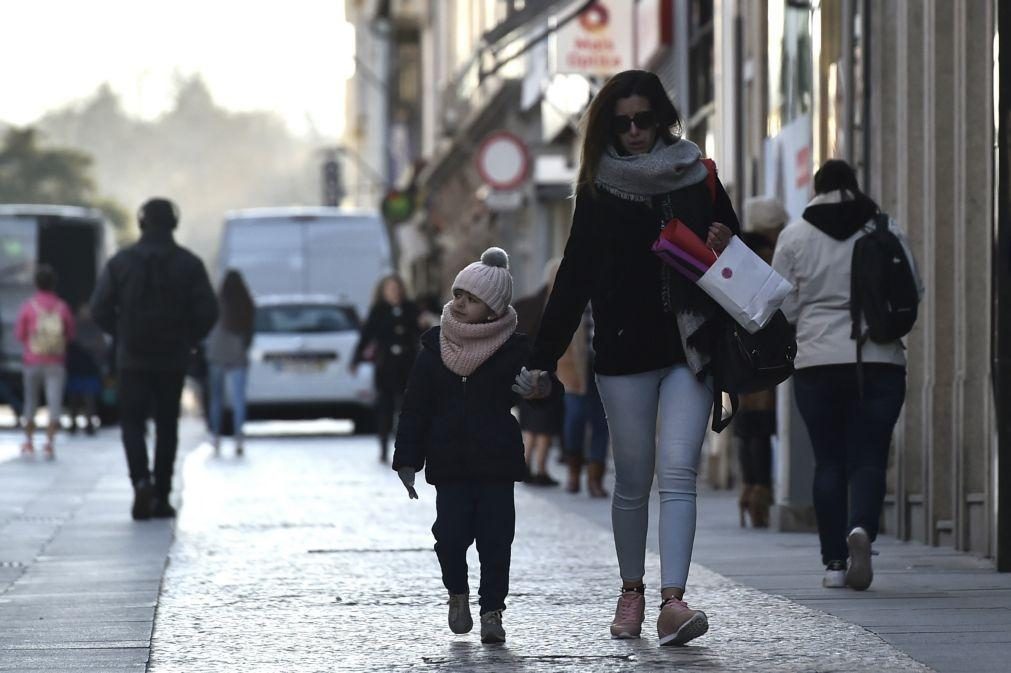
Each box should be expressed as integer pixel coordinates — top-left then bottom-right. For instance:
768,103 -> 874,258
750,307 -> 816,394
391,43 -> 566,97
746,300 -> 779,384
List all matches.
0,0 -> 355,138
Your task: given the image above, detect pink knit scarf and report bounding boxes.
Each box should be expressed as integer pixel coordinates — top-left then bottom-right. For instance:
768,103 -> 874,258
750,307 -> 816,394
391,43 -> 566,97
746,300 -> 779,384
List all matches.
439,302 -> 518,376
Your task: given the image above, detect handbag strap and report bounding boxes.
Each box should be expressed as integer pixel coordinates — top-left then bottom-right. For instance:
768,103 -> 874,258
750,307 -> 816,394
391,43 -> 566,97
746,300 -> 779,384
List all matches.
710,365 -> 738,433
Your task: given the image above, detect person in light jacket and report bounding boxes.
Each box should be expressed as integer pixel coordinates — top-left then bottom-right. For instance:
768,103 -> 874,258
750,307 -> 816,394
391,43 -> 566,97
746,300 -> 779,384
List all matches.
771,159 -> 922,591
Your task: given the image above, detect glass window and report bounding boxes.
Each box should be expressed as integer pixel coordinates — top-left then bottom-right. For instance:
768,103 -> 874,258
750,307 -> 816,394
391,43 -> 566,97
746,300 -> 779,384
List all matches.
255,305 -> 358,334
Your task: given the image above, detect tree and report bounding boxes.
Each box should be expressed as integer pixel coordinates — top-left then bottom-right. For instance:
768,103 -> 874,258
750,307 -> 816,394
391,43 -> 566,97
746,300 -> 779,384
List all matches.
0,127 -> 135,243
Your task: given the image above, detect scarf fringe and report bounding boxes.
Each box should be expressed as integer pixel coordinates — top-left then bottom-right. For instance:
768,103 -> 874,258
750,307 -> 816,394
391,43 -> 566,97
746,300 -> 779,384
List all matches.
594,181 -> 652,203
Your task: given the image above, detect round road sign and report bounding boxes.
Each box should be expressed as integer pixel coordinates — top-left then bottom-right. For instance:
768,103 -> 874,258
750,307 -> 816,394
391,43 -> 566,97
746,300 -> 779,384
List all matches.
476,131 -> 530,190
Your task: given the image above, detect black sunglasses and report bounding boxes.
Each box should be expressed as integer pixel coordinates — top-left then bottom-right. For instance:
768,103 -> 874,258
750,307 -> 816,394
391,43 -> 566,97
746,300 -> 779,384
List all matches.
612,110 -> 657,134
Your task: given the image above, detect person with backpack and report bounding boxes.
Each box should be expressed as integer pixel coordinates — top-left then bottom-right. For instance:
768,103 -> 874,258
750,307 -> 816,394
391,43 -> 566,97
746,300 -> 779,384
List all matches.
15,265 -> 75,458
771,159 -> 922,591
91,198 -> 218,520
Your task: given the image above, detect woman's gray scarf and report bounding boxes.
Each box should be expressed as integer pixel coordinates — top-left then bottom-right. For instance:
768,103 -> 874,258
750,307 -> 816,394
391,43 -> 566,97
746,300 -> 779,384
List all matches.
594,138 -> 709,202
595,137 -> 717,377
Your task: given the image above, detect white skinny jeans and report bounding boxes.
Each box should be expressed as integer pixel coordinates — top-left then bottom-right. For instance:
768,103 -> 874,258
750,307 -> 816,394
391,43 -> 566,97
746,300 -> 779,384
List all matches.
596,365 -> 712,591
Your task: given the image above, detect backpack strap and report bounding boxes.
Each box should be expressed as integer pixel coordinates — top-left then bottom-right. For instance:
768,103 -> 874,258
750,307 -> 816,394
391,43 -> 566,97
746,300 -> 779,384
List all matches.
701,158 -> 718,204
851,211 -> 889,402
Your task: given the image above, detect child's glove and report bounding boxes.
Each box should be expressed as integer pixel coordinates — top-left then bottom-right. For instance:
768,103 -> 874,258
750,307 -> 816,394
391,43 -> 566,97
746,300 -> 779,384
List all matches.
512,367 -> 552,399
397,467 -> 419,499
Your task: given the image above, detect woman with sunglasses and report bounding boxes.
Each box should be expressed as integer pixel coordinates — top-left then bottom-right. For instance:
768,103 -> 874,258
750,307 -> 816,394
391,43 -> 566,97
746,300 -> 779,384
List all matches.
516,70 -> 740,646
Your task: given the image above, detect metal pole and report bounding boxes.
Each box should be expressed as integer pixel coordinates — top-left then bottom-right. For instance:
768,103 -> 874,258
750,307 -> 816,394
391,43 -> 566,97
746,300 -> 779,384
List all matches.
995,0 -> 1011,572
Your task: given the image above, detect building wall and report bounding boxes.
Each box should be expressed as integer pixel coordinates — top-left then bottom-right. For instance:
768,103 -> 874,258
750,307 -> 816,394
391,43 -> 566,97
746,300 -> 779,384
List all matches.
868,0 -> 995,556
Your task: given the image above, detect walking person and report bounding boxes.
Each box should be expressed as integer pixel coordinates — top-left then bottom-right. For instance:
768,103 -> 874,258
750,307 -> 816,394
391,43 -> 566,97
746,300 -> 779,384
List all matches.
0,304 -> 25,426
772,160 -> 921,590
15,265 -> 75,458
65,303 -> 107,435
559,305 -> 610,498
206,270 -> 255,456
351,274 -> 421,463
517,70 -> 741,646
393,248 -> 556,645
91,198 -> 218,520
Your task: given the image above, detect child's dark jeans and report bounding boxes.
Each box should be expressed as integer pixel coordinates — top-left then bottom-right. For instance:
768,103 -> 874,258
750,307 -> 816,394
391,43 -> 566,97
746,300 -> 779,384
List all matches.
432,481 -> 515,615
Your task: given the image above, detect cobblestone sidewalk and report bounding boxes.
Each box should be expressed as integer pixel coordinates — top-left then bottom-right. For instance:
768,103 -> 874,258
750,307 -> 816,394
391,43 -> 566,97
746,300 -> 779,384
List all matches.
150,436 -> 931,673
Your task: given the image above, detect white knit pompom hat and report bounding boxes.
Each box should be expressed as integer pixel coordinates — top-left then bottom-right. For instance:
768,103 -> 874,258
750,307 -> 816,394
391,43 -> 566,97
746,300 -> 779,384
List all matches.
452,247 -> 513,316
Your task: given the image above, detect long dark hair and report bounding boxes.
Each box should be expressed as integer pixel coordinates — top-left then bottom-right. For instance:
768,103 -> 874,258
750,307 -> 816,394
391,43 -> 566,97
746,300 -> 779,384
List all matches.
370,274 -> 408,309
576,70 -> 683,194
219,269 -> 255,334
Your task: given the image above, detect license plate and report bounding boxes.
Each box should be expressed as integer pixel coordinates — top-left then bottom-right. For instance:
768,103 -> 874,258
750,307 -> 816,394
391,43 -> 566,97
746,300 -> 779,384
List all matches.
276,359 -> 327,373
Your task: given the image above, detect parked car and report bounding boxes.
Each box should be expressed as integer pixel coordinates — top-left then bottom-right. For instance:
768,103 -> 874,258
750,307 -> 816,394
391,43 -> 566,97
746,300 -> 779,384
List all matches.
215,295 -> 376,432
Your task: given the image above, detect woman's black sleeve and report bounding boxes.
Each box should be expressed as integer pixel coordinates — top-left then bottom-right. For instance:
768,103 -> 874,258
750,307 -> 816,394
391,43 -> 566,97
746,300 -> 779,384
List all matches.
352,306 -> 379,365
529,190 -> 595,372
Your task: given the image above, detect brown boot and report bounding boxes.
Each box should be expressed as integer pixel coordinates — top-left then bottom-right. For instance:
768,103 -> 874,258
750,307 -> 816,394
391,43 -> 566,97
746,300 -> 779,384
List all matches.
565,455 -> 583,493
587,461 -> 608,498
739,484 -> 753,527
749,484 -> 772,528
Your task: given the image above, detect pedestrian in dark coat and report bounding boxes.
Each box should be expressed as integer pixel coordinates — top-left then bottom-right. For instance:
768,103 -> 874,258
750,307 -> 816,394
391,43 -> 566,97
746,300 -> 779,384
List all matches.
351,274 -> 421,462
91,197 -> 218,521
392,247 -> 556,646
517,70 -> 742,646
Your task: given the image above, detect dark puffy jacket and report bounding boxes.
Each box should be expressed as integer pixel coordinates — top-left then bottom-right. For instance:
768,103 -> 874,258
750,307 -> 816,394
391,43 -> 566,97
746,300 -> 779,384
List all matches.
393,327 -> 549,484
91,229 -> 218,372
530,178 -> 740,376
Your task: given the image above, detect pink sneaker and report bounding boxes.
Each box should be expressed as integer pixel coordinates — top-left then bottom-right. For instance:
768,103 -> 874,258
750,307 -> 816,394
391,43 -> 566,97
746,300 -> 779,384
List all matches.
657,597 -> 708,646
610,589 -> 645,639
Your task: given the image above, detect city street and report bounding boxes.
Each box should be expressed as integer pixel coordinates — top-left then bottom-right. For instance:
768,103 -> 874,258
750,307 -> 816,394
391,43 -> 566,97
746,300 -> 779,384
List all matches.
1,420 -> 1010,672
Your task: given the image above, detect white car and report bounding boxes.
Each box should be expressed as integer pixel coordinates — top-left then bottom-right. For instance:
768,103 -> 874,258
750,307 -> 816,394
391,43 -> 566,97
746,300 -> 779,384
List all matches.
243,295 -> 376,430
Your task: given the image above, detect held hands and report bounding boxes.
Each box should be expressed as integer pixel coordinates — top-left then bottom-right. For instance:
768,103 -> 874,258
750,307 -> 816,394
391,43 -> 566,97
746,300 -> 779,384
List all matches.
397,467 -> 419,499
706,222 -> 734,254
512,367 -> 552,400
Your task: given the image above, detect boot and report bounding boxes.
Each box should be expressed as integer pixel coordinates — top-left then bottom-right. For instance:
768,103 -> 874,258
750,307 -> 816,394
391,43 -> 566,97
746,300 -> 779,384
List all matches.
738,484 -> 753,527
587,461 -> 608,498
748,484 -> 772,528
565,455 -> 583,493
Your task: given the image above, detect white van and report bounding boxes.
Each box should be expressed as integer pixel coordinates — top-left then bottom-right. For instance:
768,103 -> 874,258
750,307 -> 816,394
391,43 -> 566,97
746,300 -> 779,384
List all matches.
217,207 -> 393,320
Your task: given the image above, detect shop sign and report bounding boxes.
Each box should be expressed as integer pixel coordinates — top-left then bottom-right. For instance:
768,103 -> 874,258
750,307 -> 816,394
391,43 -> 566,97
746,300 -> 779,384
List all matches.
555,1 -> 634,76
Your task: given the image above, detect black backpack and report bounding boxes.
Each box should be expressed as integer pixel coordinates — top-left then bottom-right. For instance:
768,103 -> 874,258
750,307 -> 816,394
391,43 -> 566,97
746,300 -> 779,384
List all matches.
850,213 -> 919,346
121,248 -> 187,356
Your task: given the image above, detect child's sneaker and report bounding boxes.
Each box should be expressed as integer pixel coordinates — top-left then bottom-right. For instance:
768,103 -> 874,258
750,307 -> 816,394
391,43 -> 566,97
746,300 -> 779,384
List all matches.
447,593 -> 472,634
823,560 -> 847,588
656,597 -> 708,646
480,609 -> 505,644
846,527 -> 873,590
609,588 -> 645,639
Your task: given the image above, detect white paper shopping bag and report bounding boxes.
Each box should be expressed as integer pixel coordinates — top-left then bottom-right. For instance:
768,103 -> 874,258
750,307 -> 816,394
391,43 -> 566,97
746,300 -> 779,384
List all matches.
696,236 -> 793,333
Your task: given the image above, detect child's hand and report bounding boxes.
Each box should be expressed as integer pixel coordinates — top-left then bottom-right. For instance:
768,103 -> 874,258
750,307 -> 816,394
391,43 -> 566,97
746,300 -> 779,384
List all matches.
512,367 -> 551,399
397,467 -> 419,499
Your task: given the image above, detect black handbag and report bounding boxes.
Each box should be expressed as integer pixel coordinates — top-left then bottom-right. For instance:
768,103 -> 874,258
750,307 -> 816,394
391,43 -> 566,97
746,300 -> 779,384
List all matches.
711,310 -> 797,432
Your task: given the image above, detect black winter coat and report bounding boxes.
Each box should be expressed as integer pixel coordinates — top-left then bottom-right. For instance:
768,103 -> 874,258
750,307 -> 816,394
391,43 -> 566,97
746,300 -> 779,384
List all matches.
91,229 -> 218,372
393,327 -> 537,484
530,177 -> 740,376
351,300 -> 420,392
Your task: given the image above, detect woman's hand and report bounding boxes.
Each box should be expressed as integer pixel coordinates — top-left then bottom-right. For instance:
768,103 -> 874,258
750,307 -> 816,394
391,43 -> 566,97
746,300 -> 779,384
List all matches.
512,367 -> 552,400
706,222 -> 734,254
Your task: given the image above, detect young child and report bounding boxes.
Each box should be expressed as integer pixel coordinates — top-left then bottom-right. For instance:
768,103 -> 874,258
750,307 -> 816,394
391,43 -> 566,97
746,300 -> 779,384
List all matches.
392,247 -> 553,645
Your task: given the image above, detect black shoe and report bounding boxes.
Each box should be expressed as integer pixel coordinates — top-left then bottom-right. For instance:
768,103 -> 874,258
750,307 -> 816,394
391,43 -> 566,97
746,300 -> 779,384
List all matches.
151,498 -> 177,519
132,479 -> 155,521
534,472 -> 559,487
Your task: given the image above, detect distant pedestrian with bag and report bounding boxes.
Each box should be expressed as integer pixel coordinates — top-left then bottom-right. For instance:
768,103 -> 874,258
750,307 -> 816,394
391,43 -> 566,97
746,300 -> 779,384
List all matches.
206,269 -> 255,456
65,303 -> 107,435
393,247 -> 557,645
518,69 -> 741,646
351,274 -> 421,463
15,264 -> 75,458
772,159 -> 922,590
91,198 -> 218,520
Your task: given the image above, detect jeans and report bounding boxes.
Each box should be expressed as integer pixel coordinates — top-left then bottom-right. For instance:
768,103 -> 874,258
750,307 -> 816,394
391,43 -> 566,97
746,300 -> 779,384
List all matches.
596,365 -> 712,591
432,481 -> 515,615
208,365 -> 248,436
119,369 -> 186,499
563,376 -> 610,463
793,364 -> 906,565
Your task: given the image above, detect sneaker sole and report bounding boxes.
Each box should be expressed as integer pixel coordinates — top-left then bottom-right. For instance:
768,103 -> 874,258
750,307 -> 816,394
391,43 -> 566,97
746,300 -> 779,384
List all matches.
846,529 -> 873,590
449,619 -> 473,635
480,633 -> 505,644
658,613 -> 709,647
610,628 -> 642,640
